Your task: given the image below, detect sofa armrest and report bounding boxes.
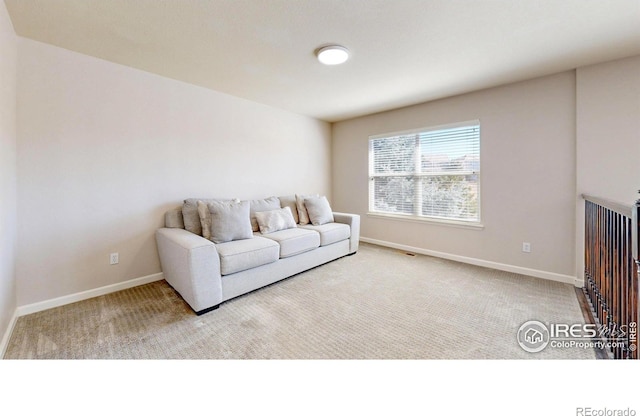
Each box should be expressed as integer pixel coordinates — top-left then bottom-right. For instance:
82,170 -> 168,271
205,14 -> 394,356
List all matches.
155,228 -> 223,313
333,212 -> 360,254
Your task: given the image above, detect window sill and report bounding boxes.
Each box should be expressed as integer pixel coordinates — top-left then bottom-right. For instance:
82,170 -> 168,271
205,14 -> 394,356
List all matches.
367,212 -> 485,230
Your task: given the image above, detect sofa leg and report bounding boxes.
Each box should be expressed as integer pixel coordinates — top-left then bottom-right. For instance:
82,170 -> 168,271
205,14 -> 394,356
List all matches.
195,304 -> 220,315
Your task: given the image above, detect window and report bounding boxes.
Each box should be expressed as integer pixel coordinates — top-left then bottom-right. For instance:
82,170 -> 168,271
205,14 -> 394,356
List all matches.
368,120 -> 480,224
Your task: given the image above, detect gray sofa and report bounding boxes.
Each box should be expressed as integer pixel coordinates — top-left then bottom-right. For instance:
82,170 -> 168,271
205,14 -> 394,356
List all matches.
155,195 -> 360,314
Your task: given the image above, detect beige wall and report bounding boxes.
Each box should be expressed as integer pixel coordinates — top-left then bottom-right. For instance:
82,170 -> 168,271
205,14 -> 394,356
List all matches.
332,72 -> 577,278
576,55 -> 640,202
575,55 -> 640,281
0,1 -> 17,342
16,38 -> 331,306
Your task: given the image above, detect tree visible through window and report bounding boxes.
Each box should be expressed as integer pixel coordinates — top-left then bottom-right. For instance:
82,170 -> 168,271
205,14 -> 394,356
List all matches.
369,121 -> 480,223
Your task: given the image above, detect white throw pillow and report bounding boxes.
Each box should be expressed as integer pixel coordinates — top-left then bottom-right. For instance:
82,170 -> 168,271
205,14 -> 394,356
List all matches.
295,193 -> 319,225
197,201 -> 213,240
304,196 -> 334,225
202,200 -> 253,244
278,195 -> 299,224
249,196 -> 281,232
254,207 -> 297,234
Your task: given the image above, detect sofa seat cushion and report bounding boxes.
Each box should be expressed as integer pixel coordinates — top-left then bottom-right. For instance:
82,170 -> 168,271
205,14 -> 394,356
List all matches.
300,222 -> 351,247
259,228 -> 320,258
216,237 -> 280,275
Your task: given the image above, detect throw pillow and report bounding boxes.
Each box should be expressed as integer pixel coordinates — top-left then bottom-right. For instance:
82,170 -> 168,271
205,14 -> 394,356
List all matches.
182,198 -> 208,235
204,200 -> 253,244
295,193 -> 319,225
254,207 -> 297,234
304,196 -> 335,225
197,201 -> 213,240
183,197 -> 235,235
249,196 -> 281,232
278,195 -> 300,224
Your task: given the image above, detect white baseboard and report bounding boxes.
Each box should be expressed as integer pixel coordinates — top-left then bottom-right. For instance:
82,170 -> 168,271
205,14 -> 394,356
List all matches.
1,272 -> 164,358
15,272 -> 164,317
0,308 -> 19,359
360,237 -> 580,286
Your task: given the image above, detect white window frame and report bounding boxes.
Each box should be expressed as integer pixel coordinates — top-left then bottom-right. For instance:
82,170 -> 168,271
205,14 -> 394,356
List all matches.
368,120 -> 482,228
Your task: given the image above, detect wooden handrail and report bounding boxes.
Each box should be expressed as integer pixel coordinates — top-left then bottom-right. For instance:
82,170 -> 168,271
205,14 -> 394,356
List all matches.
582,194 -> 633,218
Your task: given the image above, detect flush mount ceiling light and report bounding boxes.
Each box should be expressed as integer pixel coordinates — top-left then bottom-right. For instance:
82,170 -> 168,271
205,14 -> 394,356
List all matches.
316,45 -> 350,65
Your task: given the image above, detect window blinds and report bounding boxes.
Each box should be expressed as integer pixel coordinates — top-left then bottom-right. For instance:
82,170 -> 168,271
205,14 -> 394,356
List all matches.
369,121 -> 480,222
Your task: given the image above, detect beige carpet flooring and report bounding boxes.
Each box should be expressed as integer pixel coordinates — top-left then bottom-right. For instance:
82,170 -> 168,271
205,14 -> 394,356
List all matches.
4,243 -> 596,359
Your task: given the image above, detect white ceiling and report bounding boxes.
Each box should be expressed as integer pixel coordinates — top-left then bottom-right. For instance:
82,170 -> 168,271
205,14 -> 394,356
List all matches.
5,0 -> 640,122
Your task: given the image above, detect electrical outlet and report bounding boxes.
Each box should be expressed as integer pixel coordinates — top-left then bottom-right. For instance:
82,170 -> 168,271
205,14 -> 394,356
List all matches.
522,242 -> 531,253
110,252 -> 119,265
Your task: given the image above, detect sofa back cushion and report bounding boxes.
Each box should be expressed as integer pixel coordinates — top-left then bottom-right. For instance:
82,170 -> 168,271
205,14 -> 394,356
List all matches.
164,207 -> 185,229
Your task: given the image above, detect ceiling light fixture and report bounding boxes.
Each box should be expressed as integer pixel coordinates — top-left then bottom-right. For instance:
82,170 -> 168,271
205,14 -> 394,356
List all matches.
316,45 -> 350,65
